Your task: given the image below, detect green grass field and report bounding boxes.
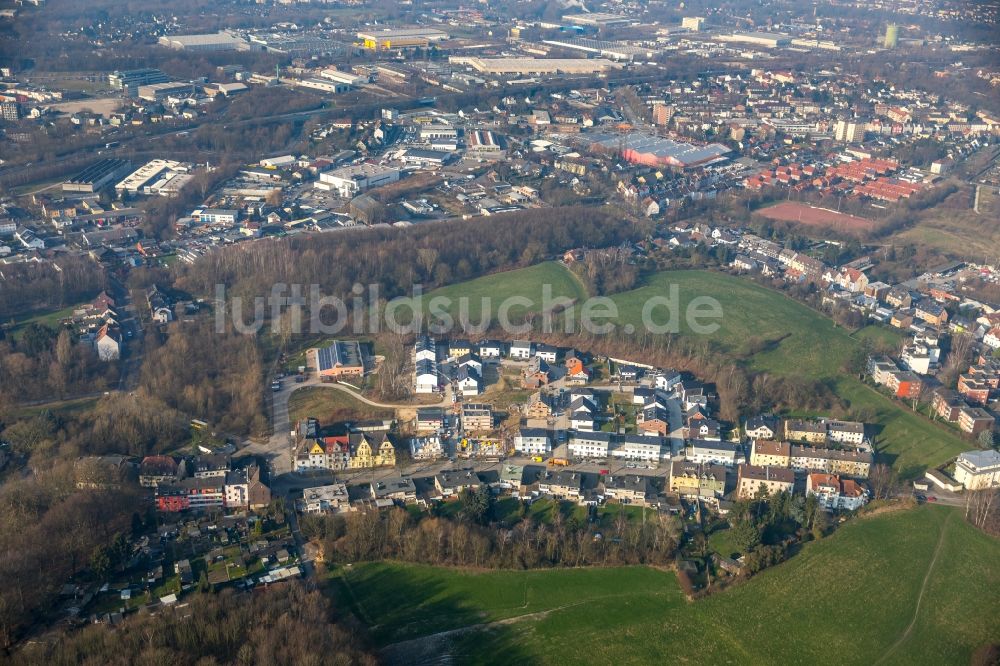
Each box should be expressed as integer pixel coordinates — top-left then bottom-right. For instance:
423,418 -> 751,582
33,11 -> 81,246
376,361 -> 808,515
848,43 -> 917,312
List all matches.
329,506 -> 1000,665
421,262 -> 588,328
2,302 -> 83,339
287,386 -> 392,424
586,269 -> 967,476
422,264 -> 968,475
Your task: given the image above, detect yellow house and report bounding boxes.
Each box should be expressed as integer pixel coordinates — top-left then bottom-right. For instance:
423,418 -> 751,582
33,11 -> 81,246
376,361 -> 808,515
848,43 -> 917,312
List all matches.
750,440 -> 791,468
784,419 -> 828,444
348,433 -> 396,468
669,461 -> 704,496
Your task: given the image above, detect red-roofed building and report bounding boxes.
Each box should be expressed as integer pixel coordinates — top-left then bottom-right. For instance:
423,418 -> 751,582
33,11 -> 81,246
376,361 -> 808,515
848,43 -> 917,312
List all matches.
807,473 -> 869,511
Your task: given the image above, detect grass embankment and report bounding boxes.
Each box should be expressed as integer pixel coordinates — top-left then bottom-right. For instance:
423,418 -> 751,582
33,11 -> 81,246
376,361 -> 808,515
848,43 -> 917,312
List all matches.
330,506 -> 1000,664
287,386 -> 393,424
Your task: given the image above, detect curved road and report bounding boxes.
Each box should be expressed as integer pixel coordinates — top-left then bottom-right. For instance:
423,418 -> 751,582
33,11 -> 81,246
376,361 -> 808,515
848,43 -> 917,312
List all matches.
240,375 -> 446,475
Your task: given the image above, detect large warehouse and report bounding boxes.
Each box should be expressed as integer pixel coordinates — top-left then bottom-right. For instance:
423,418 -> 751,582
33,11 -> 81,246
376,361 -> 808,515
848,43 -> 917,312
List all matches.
449,56 -> 621,75
64,159 -> 133,193
715,32 -> 791,48
586,133 -> 731,169
158,32 -> 248,51
561,13 -> 632,28
541,38 -> 657,62
357,27 -> 449,50
316,164 -> 401,198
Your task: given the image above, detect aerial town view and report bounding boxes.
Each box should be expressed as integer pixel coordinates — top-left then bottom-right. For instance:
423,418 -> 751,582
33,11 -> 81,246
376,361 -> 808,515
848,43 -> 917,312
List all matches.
0,0 -> 998,663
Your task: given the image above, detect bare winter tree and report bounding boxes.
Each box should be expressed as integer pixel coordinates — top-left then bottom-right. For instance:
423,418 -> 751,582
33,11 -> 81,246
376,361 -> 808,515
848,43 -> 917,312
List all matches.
965,488 -> 998,535
941,333 -> 974,386
868,463 -> 898,501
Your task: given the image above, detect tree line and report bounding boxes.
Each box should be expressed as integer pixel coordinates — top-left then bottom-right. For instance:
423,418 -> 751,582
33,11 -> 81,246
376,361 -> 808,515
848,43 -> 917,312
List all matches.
139,320 -> 267,437
0,257 -> 107,321
0,324 -> 118,405
175,207 -> 642,308
301,490 -> 682,571
11,583 -> 376,666
0,464 -> 142,648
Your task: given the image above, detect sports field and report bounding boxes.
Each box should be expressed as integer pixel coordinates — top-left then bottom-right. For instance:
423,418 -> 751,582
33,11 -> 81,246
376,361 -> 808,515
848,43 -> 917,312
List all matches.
759,201 -> 875,234
330,506 -> 1000,665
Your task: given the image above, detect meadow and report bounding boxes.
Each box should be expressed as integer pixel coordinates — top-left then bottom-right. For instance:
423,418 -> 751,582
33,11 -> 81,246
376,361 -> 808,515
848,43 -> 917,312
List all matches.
329,506 -> 1000,665
420,261 -> 588,329
286,386 -> 392,424
603,270 -> 970,476
433,262 -> 968,475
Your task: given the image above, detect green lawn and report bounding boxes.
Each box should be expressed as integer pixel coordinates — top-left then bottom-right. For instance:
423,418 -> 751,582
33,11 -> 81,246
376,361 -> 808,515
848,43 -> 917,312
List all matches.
421,262 -> 588,329
330,506 -> 1000,665
287,386 -> 393,424
599,271 -> 969,476
415,265 -> 967,475
2,302 -> 85,339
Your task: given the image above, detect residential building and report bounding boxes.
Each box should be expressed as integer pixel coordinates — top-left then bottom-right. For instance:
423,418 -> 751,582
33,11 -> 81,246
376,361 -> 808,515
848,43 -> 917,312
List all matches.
611,435 -> 663,462
957,407 -> 995,437
887,370 -> 923,400
297,483 -> 350,514
416,407 -> 445,431
373,477 -> 418,503
456,365 -> 482,396
736,464 -> 795,499
434,469 -> 480,497
931,389 -> 966,422
686,440 -> 742,466
294,435 -> 350,472
347,432 -> 396,468
789,445 -> 873,478
954,449 -> 1000,489
806,474 -> 869,511
914,302 -> 948,326
95,324 -> 122,361
524,392 -> 555,419
669,461 -> 727,499
410,435 -> 445,460
958,374 -> 992,406
784,419 -> 828,444
826,420 -> 866,445
984,327 -> 1000,350
749,440 -> 791,468
138,455 -> 178,488
461,403 -> 493,431
509,340 -> 532,360
415,359 -> 438,394
514,428 -> 551,455
569,431 -> 612,458
478,340 -> 505,358
156,477 -> 225,512
603,475 -> 650,506
745,415 -> 778,440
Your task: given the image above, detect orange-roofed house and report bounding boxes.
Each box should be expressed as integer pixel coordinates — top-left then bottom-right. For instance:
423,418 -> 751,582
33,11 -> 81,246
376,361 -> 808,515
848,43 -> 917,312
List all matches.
565,357 -> 591,385
807,473 -> 869,511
